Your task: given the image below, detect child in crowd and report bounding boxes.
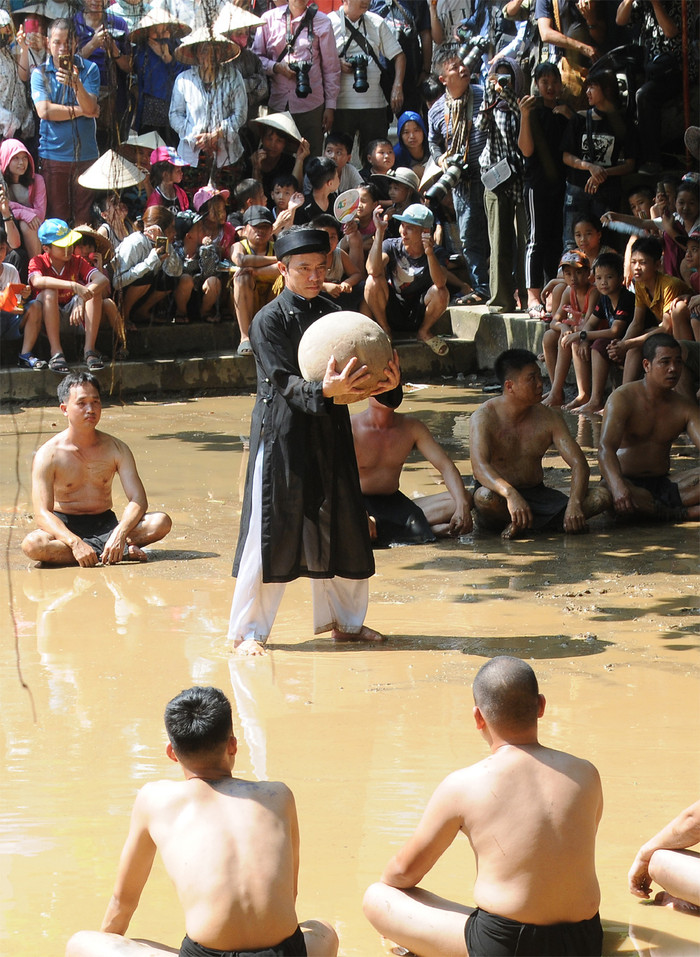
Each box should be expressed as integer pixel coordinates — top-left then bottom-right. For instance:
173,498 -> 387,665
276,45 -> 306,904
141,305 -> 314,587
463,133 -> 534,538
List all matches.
657,179 -> 700,279
607,236 -> 691,382
171,209 -> 221,324
371,167 -> 420,239
231,205 -> 277,355
145,146 -> 190,214
602,186 -> 656,285
29,219 -> 122,372
296,157 -> 339,224
228,179 -> 267,234
542,250 -> 598,407
652,173 -> 680,218
393,111 -> 430,178
269,174 -> 304,234
72,226 -> 125,341
341,182 -> 380,256
541,216 -> 610,318
568,252 -> 635,414
95,192 -> 137,254
322,132 -> 363,192
360,138 -> 395,193
193,186 -> 237,260
666,228 -> 700,342
249,120 -> 309,206
0,226 -> 47,369
312,213 -> 364,311
112,206 -> 180,327
0,138 -> 46,257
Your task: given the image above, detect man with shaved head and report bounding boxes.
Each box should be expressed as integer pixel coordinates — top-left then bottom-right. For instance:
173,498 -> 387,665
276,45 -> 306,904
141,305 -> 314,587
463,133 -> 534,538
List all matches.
363,656 -> 604,956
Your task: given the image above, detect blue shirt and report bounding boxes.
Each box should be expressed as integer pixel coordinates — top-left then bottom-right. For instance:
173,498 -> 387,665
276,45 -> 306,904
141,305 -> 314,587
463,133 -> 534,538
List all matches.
31,55 -> 100,162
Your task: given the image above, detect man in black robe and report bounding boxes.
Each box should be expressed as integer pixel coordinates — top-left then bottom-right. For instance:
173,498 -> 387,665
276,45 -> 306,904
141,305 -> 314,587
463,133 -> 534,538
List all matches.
229,226 -> 401,655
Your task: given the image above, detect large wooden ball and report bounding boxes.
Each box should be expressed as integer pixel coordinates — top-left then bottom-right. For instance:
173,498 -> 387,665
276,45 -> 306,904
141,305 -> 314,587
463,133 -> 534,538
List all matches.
298,312 -> 393,403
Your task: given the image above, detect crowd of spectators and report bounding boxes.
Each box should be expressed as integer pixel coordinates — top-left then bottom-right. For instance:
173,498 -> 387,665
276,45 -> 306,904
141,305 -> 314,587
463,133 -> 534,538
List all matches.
0,0 -> 697,383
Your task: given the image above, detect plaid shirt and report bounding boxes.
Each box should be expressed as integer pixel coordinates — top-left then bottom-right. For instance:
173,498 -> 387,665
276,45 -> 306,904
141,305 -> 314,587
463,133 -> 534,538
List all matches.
475,80 -> 523,202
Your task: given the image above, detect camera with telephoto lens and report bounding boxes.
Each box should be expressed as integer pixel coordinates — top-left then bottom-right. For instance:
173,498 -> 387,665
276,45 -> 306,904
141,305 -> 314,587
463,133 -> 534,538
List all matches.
348,54 -> 369,93
290,60 -> 312,98
425,155 -> 469,204
455,27 -> 490,75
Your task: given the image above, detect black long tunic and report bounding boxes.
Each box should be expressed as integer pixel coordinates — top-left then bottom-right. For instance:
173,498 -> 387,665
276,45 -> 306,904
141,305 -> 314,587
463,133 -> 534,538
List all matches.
232,287 -> 400,584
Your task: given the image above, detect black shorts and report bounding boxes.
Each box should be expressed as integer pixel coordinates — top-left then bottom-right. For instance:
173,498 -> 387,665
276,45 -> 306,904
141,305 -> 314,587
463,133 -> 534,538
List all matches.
385,290 -> 427,333
179,926 -> 307,957
465,907 -> 603,957
54,509 -> 121,557
628,474 -> 683,510
474,482 -> 568,531
363,490 -> 436,548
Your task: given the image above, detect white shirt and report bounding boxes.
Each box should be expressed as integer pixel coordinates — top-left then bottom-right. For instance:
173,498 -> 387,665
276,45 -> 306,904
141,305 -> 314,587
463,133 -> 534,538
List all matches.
329,9 -> 402,110
169,64 -> 248,168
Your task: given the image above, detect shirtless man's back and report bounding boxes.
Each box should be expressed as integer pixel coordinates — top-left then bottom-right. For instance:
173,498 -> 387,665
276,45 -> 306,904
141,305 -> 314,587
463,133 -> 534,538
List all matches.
351,397 -> 472,541
598,334 -> 700,521
22,372 -> 171,566
66,686 -> 338,957
470,349 -> 610,538
363,657 -> 603,957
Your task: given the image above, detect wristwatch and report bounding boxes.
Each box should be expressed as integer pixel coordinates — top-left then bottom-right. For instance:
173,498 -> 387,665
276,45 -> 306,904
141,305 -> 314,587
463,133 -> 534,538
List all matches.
579,330 -> 588,341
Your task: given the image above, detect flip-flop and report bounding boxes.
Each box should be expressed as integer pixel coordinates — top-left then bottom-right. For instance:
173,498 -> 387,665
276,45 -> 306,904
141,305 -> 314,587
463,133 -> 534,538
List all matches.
422,335 -> 449,357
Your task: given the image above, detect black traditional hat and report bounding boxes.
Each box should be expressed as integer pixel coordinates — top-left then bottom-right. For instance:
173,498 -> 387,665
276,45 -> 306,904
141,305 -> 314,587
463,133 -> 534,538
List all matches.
275,228 -> 330,259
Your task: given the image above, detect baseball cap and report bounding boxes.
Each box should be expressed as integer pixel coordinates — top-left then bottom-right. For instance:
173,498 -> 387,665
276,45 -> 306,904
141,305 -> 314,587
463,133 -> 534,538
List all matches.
559,250 -> 590,269
392,203 -> 434,229
37,218 -> 83,248
193,184 -> 231,212
150,146 -> 187,166
688,227 -> 700,241
243,205 -> 275,226
174,210 -> 204,240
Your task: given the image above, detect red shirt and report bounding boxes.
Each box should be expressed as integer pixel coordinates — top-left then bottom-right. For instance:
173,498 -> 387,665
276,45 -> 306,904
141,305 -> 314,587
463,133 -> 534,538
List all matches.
28,252 -> 98,306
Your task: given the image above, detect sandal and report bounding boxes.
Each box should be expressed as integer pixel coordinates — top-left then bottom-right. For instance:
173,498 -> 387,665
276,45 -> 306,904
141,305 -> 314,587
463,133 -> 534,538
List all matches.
48,352 -> 69,374
18,353 -> 48,370
527,304 -> 545,320
237,340 -> 253,356
451,291 -> 485,306
84,350 -> 104,371
421,335 -> 450,357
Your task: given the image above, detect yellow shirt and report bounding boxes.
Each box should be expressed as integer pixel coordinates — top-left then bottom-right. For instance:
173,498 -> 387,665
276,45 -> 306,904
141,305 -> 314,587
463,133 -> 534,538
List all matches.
635,273 -> 690,321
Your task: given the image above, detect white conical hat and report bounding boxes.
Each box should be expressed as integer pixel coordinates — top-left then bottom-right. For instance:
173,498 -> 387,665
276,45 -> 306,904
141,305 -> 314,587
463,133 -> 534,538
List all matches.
78,150 -> 147,190
123,130 -> 168,151
250,111 -> 304,145
213,2 -> 264,36
173,25 -> 240,64
130,8 -> 192,42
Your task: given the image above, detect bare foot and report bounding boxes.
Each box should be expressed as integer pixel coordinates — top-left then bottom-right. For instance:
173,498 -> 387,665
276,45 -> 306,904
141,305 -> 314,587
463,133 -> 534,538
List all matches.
653,892 -> 700,914
331,624 -> 386,643
126,545 -> 149,562
542,392 -> 564,408
574,400 -> 605,416
501,522 -> 524,540
563,395 -> 588,411
233,638 -> 267,656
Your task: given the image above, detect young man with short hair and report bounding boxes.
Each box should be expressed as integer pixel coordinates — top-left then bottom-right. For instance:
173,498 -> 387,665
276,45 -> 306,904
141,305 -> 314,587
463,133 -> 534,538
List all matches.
66,685 -> 339,956
22,372 -> 171,566
363,656 -> 604,957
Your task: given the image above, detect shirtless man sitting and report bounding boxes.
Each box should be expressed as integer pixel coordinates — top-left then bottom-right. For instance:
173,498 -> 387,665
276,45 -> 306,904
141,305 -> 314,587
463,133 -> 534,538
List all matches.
469,349 -> 610,539
65,686 -> 338,957
598,333 -> 700,522
351,396 -> 473,546
21,372 -> 171,566
629,799 -> 700,914
363,656 -> 604,957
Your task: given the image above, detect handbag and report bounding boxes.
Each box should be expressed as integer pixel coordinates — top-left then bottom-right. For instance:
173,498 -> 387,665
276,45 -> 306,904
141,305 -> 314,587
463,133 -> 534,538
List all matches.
553,0 -> 588,104
481,156 -> 513,192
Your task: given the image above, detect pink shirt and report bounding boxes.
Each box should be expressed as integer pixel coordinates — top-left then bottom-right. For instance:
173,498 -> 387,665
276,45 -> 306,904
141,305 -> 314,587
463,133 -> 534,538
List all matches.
252,4 -> 341,113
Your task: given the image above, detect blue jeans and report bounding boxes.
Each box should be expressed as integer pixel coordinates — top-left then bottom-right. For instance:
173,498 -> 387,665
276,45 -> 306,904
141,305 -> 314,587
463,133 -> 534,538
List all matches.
453,176 -> 490,299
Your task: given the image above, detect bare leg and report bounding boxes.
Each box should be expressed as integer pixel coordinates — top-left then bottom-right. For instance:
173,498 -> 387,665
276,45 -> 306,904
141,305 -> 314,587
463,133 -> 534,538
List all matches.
670,301 -> 696,343
83,292 -> 104,356
37,290 -> 64,357
473,486 -> 514,536
233,270 -> 256,343
364,274 -> 391,335
565,341 -> 591,410
543,338 -> 573,407
122,283 -> 150,326
676,467 -> 700,520
541,327 -> 560,386
415,488 -> 473,537
582,485 -> 612,519
19,301 -> 44,356
331,624 -> 385,642
363,883 -> 471,957
575,350 -> 610,415
648,849 -> 700,911
416,285 -> 450,344
66,930 -> 178,956
301,919 -> 339,956
201,276 -> 221,321
22,530 -> 78,566
20,219 -> 42,257
173,274 -> 194,321
133,289 -> 170,323
622,346 -> 643,383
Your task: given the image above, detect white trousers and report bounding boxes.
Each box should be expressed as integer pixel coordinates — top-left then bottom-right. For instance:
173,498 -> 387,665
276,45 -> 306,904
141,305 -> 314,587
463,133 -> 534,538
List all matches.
228,442 -> 369,643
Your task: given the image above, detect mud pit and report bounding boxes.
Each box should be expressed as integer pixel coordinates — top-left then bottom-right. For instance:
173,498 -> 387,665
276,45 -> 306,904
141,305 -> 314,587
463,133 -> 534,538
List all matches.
1,384 -> 698,956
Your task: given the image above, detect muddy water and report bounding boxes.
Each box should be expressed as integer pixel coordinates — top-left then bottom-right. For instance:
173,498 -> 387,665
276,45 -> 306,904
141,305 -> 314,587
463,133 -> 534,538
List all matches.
1,385 -> 698,956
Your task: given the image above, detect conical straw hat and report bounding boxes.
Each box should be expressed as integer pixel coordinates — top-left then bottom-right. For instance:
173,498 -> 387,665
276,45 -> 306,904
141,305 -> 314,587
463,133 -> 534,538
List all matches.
78,150 -> 147,190
250,111 -> 303,145
123,130 -> 167,151
173,26 -> 240,65
130,8 -> 192,42
213,2 -> 264,36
